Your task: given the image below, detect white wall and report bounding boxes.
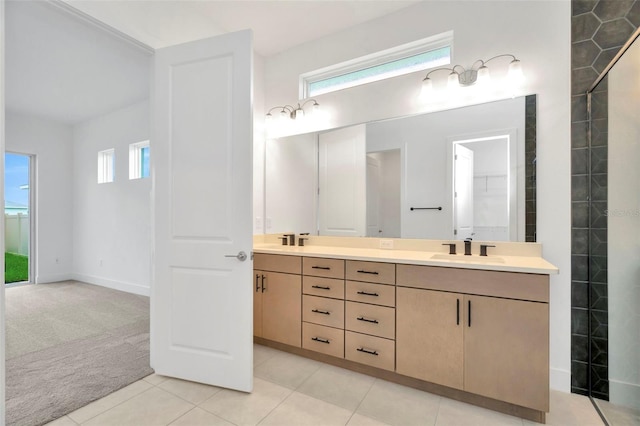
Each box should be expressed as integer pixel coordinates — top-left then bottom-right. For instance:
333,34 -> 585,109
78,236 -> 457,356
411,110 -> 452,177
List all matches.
261,0 -> 572,391
5,111 -> 74,283
72,100 -> 151,295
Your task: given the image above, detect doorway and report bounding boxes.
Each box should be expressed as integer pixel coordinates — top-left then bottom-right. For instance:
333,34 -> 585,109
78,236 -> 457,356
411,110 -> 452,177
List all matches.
4,152 -> 33,285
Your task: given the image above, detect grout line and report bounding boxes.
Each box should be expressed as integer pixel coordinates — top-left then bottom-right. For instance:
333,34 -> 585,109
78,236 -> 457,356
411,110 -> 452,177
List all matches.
344,377 -> 378,425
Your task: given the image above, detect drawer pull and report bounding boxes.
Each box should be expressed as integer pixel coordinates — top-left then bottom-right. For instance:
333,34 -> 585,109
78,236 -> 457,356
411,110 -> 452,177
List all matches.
357,291 -> 379,297
357,347 -> 379,356
311,337 -> 330,344
312,309 -> 331,315
356,270 -> 379,275
312,285 -> 331,290
357,316 -> 379,324
312,266 -> 331,270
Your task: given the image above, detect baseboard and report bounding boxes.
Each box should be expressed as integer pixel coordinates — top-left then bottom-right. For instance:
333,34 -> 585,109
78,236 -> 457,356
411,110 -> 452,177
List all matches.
71,273 -> 150,296
35,273 -> 74,284
610,379 -> 640,408
550,367 -> 571,392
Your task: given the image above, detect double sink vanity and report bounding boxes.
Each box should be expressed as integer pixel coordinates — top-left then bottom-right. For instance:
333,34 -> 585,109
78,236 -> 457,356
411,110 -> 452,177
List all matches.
253,234 -> 558,423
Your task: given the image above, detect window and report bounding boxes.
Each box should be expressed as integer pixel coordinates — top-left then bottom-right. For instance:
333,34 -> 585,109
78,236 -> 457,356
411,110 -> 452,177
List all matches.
300,32 -> 452,98
129,140 -> 150,179
97,149 -> 115,184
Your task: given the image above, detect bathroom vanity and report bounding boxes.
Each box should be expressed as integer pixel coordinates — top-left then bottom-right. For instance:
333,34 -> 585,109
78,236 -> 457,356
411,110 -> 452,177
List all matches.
253,235 -> 558,423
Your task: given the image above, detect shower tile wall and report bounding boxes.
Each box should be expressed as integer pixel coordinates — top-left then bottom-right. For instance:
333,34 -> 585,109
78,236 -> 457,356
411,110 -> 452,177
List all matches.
571,0 -> 640,398
525,95 -> 536,242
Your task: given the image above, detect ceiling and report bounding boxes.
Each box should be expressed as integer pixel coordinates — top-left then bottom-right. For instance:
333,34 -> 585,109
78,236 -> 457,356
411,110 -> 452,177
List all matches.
5,0 -> 420,125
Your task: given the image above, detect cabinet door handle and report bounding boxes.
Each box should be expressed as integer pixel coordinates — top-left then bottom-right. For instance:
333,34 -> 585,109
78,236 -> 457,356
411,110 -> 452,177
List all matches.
468,300 -> 471,327
357,316 -> 379,324
312,337 -> 330,344
456,298 -> 460,325
312,285 -> 331,290
357,291 -> 379,297
312,309 -> 330,315
357,347 -> 379,356
356,270 -> 379,275
255,274 -> 260,292
261,275 -> 266,293
312,266 -> 331,270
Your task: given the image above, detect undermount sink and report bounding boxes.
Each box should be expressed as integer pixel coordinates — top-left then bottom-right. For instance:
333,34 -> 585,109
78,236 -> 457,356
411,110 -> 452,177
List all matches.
430,253 -> 505,263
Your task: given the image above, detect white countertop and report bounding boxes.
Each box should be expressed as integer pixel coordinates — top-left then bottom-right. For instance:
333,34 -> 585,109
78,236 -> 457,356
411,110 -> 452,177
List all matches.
253,243 -> 559,275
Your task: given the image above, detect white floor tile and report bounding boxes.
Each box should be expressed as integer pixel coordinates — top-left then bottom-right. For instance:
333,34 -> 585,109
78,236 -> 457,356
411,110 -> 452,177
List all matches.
347,413 -> 392,426
45,416 -> 79,426
199,377 -> 291,426
159,377 -> 223,405
356,379 -> 441,426
82,387 -> 194,426
67,380 -> 153,424
254,351 -> 322,389
435,398 -> 523,426
259,391 -> 353,426
297,364 -> 375,411
253,343 -> 280,367
143,373 -> 170,386
169,407 -> 234,426
536,390 -> 605,426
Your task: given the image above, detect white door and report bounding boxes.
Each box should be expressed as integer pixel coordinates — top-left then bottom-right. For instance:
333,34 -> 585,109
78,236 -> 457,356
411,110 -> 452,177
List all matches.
152,30 -> 254,392
454,144 -> 474,240
366,155 -> 382,237
318,124 -> 366,236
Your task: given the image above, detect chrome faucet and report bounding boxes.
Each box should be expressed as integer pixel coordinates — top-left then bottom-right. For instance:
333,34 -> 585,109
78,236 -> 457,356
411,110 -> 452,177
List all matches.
464,238 -> 473,256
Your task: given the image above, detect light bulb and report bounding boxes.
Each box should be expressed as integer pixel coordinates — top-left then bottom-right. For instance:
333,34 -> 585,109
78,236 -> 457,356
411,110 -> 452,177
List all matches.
508,59 -> 524,86
419,77 -> 433,101
448,72 -> 460,89
476,66 -> 491,85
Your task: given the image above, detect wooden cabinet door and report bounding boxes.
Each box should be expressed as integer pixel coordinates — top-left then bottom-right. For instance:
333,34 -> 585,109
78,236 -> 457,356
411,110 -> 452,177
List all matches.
464,295 -> 549,411
262,271 -> 302,347
396,287 -> 464,389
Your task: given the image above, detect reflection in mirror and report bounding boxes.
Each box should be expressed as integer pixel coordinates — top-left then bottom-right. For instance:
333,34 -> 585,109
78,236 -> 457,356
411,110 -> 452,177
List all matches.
265,95 -> 536,242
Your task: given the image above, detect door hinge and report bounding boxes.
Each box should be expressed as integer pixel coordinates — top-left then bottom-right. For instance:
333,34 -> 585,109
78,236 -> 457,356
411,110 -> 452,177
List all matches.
454,229 -> 458,235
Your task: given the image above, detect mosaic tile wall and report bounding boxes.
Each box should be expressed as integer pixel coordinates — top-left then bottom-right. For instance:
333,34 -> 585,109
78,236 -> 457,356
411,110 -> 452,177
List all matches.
571,0 -> 640,399
525,95 -> 536,242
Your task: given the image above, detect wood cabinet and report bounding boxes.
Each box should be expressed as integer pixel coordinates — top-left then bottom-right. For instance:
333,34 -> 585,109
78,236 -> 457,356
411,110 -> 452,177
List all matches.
301,256 -> 345,357
254,251 -> 551,420
396,264 -> 549,412
253,254 -> 301,347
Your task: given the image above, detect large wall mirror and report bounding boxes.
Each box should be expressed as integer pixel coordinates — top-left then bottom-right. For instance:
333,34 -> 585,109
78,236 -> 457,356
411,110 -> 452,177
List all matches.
265,95 -> 536,242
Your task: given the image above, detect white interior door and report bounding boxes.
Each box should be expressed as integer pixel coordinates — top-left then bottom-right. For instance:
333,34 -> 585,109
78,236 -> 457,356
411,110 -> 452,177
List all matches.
318,124 -> 366,236
152,30 -> 253,392
454,144 -> 474,240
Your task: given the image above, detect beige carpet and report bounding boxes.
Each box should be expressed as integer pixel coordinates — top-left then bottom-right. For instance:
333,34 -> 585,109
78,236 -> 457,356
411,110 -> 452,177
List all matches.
5,281 -> 153,426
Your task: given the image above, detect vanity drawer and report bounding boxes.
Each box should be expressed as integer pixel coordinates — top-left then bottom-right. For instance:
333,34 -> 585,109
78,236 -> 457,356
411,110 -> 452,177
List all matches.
346,260 -> 395,285
303,276 -> 345,299
303,257 -> 345,279
345,301 -> 395,339
345,281 -> 395,307
303,295 -> 345,328
345,331 -> 395,371
254,253 -> 301,275
302,322 -> 344,358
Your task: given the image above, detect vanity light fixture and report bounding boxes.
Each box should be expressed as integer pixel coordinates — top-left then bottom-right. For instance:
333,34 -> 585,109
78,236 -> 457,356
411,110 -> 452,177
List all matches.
419,54 -> 523,99
265,99 -> 320,123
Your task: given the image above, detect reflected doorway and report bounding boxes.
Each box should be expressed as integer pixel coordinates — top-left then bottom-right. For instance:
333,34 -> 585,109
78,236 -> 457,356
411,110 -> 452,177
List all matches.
4,152 -> 33,285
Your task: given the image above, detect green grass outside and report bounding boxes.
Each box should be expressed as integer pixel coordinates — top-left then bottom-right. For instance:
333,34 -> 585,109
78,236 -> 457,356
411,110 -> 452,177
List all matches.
5,252 -> 29,283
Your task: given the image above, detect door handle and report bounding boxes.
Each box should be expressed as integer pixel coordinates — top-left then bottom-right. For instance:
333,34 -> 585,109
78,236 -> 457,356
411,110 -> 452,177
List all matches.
225,251 -> 247,261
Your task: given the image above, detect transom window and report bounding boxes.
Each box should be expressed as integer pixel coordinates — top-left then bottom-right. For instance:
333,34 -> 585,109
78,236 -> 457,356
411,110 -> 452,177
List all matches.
300,32 -> 452,98
97,149 -> 115,184
129,140 -> 150,180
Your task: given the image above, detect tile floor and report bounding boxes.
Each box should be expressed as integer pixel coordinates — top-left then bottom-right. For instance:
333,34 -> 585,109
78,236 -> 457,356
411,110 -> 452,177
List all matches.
47,344 -> 605,426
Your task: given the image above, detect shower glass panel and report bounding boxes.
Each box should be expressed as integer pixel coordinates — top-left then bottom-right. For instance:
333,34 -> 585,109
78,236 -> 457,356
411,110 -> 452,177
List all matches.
588,29 -> 640,425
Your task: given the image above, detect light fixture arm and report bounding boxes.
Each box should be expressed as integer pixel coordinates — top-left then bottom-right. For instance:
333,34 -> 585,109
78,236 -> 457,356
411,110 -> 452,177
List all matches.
265,99 -> 320,121
420,53 -> 521,89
